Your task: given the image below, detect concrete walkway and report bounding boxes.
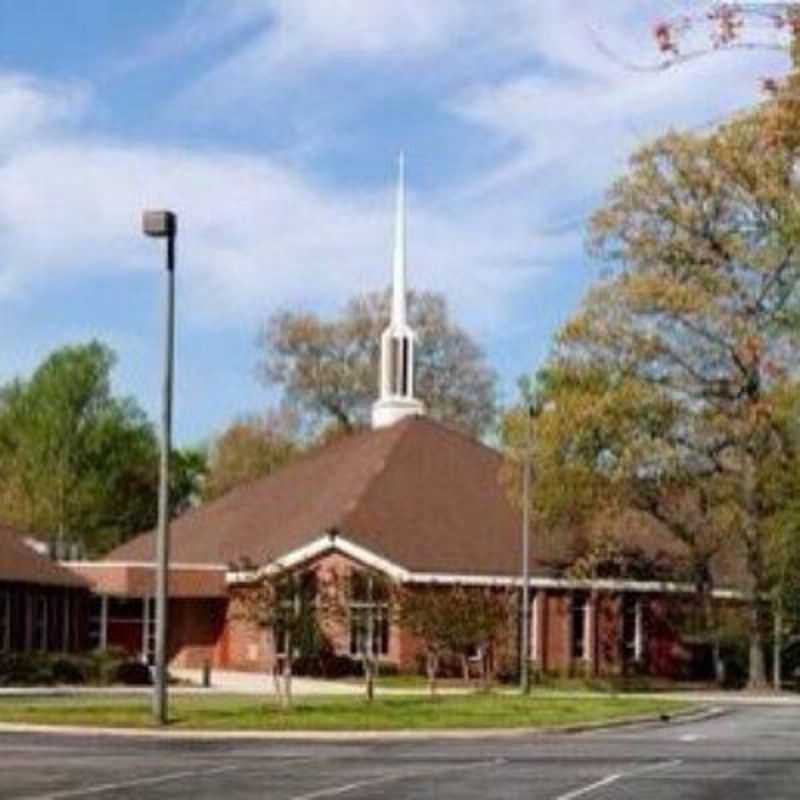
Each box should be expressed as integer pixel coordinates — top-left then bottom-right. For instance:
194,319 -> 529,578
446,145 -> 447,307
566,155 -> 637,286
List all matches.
171,668 -> 362,695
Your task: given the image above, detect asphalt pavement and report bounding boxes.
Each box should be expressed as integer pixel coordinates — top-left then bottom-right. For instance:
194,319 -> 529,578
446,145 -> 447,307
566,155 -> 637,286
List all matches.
0,705 -> 797,799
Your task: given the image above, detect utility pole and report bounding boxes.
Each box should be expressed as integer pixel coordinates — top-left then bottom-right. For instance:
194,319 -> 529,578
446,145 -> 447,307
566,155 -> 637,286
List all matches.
143,210 -> 177,725
520,404 -> 533,694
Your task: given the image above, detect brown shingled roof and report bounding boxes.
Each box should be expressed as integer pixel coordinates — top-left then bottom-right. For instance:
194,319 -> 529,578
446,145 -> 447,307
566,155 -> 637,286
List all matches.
0,525 -> 87,588
107,417 -> 569,577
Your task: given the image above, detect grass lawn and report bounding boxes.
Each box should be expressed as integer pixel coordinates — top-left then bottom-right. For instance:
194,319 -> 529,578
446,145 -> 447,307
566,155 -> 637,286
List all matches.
0,693 -> 694,731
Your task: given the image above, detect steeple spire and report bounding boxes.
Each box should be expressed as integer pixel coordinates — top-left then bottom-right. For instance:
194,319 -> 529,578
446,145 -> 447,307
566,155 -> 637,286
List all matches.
391,152 -> 407,328
371,153 -> 425,430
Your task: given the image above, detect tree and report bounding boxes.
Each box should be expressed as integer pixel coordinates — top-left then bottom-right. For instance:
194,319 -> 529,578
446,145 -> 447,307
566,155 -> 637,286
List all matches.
230,560 -> 338,708
395,584 -> 513,694
756,381 -> 800,687
0,341 -> 162,555
540,102 -> 800,687
258,289 -> 497,438
503,364 -> 734,681
650,4 -> 800,69
204,410 -> 298,501
170,447 -> 207,516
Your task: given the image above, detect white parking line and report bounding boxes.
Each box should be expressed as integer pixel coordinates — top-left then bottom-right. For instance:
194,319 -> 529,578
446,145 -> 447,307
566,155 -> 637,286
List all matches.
554,759 -> 682,800
289,758 -> 504,800
17,765 -> 237,800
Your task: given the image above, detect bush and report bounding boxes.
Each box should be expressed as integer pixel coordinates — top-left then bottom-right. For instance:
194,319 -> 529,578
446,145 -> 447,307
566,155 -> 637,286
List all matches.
114,660 -> 152,686
84,648 -> 126,686
0,648 -> 145,687
0,653 -> 54,686
50,656 -> 88,685
719,636 -> 749,689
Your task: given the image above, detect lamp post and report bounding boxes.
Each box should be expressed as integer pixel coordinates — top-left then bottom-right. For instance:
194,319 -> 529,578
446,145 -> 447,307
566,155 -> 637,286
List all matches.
142,209 -> 177,725
520,403 -> 534,694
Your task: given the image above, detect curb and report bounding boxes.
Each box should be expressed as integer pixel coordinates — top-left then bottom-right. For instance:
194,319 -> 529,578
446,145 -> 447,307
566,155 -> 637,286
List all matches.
0,704 -> 720,742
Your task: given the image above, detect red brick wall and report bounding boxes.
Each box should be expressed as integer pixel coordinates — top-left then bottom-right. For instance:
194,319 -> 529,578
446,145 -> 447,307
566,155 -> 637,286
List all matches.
106,550 -> 703,682
596,593 -> 622,675
168,599 -> 228,669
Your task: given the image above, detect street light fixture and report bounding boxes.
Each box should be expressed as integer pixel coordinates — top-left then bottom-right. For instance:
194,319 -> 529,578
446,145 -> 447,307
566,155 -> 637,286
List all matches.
142,209 -> 177,725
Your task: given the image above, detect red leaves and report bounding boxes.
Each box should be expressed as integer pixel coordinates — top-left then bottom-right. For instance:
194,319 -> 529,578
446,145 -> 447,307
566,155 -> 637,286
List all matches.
653,20 -> 677,54
708,4 -> 743,48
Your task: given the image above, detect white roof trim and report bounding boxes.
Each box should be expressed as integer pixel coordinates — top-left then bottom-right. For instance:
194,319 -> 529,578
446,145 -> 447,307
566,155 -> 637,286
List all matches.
226,533 -> 409,585
405,572 -> 742,598
223,534 -> 743,599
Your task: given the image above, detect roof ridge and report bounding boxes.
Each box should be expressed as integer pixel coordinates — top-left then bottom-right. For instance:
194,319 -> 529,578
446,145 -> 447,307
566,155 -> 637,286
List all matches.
335,419 -> 413,526
404,415 -> 502,461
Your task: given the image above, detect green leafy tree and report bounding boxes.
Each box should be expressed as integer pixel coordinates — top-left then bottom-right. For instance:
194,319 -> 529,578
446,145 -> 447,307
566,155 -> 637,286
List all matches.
258,289 -> 497,437
0,341 -> 162,555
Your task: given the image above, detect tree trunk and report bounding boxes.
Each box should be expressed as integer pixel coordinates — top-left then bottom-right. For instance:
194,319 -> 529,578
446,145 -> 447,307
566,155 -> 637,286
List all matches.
460,654 -> 470,684
700,583 -> 724,685
479,648 -> 490,692
272,662 -> 282,703
426,651 -> 438,697
747,601 -> 768,691
743,462 -> 768,691
364,657 -> 375,702
773,601 -> 783,692
282,656 -> 293,708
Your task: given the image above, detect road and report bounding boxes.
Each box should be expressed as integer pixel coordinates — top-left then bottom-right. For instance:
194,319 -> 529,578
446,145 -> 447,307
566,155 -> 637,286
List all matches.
0,705 -> 797,799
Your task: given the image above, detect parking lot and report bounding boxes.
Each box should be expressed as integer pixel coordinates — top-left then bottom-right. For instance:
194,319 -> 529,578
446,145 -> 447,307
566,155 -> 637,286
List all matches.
0,705 -> 799,799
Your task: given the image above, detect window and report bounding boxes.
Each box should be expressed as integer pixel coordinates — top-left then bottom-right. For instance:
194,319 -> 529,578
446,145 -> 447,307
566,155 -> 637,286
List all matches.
87,595 -> 103,650
571,594 -> 588,661
142,597 -> 156,664
349,571 -> 390,657
0,590 -> 9,652
622,596 -> 644,664
33,594 -> 48,651
273,571 -> 318,657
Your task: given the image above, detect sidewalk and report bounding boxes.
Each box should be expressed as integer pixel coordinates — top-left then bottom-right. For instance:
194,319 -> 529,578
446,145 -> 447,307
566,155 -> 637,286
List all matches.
0,669 -> 799,703
170,668 -> 362,695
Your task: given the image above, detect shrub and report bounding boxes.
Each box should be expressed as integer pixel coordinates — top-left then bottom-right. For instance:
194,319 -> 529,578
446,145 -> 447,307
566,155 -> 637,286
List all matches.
0,653 -> 54,686
84,648 -> 126,686
114,660 -> 152,686
719,636 -> 749,689
50,656 -> 88,685
0,649 -> 143,687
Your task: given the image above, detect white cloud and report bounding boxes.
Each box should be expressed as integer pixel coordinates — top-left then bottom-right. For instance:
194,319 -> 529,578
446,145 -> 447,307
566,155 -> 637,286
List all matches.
174,0 -> 523,111
450,2 -> 789,208
0,136 -> 558,334
1,2 -> 794,417
0,73 -> 88,150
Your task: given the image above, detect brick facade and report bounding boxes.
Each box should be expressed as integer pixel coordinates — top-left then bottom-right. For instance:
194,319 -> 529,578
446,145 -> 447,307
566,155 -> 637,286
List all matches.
89,549 -> 692,681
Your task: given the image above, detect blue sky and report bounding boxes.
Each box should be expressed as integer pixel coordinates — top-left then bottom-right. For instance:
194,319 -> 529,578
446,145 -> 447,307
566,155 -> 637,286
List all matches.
0,1 -> 788,444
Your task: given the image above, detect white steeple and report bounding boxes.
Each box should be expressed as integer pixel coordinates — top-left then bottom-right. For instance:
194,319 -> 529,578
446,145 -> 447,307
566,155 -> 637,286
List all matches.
371,153 -> 425,429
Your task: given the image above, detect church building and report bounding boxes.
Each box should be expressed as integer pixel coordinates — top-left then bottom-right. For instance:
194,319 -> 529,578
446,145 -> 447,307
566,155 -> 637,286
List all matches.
67,158 -> 727,681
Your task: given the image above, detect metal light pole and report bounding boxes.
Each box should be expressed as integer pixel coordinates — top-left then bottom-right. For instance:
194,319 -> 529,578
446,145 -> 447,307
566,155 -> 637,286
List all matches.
520,404 -> 534,694
143,209 -> 177,725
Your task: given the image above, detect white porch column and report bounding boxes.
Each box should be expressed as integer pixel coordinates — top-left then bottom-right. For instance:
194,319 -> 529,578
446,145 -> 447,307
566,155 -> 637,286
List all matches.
634,597 -> 644,663
531,591 -> 540,664
99,594 -> 108,651
142,595 -> 151,664
586,593 -> 596,674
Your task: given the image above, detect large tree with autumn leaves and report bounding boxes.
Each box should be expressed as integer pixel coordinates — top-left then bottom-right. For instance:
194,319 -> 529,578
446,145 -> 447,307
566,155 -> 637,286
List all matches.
509,63 -> 800,686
